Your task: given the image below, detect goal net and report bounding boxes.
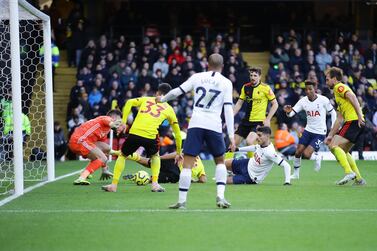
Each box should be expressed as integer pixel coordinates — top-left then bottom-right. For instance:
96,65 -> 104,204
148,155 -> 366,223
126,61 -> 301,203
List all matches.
0,0 -> 54,196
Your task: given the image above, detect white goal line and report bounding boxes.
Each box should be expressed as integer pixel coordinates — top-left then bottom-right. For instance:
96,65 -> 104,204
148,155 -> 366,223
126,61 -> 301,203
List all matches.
1,208 -> 377,214
0,170 -> 82,207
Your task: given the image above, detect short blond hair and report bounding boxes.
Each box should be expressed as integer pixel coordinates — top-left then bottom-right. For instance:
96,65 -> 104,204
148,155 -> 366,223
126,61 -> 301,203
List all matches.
208,53 -> 223,69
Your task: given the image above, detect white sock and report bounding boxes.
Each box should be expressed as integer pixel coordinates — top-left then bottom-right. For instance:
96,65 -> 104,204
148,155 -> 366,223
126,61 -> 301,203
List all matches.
178,168 -> 191,203
310,152 -> 320,160
215,164 -> 227,199
293,156 -> 301,169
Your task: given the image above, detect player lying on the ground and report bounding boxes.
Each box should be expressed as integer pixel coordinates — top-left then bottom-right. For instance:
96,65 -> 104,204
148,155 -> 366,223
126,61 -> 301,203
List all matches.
123,152 -> 206,183
284,80 -> 336,179
102,83 -> 183,192
69,110 -> 123,185
225,126 -> 291,185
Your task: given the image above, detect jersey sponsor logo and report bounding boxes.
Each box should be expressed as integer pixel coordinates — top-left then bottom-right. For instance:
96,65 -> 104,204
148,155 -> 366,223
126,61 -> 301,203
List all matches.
337,86 -> 344,93
254,152 -> 261,165
307,110 -> 321,116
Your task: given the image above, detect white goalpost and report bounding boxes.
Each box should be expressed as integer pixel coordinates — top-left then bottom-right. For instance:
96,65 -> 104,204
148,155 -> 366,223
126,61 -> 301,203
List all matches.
0,0 -> 54,197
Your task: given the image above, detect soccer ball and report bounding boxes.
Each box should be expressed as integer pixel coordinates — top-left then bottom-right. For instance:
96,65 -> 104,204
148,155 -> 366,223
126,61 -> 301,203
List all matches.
135,170 -> 150,186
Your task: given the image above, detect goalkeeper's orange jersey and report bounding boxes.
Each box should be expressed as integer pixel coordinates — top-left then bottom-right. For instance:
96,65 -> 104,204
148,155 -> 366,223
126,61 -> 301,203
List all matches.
123,97 -> 179,139
71,116 -> 112,143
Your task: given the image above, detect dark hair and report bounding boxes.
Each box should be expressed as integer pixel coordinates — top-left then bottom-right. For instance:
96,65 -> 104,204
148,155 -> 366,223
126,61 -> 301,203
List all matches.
107,109 -> 122,117
256,126 -> 272,135
158,83 -> 172,95
248,67 -> 262,76
325,67 -> 343,81
304,79 -> 317,87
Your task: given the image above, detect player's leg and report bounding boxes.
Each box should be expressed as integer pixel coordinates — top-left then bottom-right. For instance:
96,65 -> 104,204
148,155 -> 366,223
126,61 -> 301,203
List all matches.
94,141 -> 115,179
75,145 -> 108,185
169,128 -> 203,209
102,135 -> 139,192
141,136 -> 165,192
305,134 -> 325,172
206,130 -> 230,208
291,144 -> 305,179
169,155 -> 196,209
341,142 -> 365,184
328,135 -> 356,184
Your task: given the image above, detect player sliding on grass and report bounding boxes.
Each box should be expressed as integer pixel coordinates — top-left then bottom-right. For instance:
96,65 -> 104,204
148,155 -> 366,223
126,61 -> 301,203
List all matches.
69,110 -> 123,185
225,126 -> 292,185
102,83 -> 183,192
283,80 -> 336,179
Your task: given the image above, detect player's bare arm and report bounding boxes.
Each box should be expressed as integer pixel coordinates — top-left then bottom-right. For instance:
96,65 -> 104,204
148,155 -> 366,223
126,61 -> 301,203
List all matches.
233,99 -> 244,116
264,99 -> 278,127
345,91 -> 365,127
325,111 -> 343,145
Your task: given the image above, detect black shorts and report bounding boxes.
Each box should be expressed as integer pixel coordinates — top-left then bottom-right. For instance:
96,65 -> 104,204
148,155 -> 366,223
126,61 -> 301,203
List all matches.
235,121 -> 264,139
121,134 -> 159,157
337,120 -> 365,143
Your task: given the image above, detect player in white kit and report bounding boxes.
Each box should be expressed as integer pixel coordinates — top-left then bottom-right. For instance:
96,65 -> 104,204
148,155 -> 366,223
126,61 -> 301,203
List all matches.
225,126 -> 291,185
158,53 -> 236,209
284,80 -> 336,179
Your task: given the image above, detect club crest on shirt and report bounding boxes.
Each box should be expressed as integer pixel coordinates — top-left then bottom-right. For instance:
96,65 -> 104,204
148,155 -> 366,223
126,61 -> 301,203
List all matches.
337,86 -> 344,93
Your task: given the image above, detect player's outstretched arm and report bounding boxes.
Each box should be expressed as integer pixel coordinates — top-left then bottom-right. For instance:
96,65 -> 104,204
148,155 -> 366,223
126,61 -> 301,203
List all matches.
160,87 -> 185,103
122,98 -> 142,123
237,145 -> 257,152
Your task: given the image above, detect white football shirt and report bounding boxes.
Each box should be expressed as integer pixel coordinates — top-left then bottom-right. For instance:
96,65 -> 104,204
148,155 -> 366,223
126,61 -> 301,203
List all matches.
292,94 -> 334,135
247,143 -> 284,183
179,71 -> 233,133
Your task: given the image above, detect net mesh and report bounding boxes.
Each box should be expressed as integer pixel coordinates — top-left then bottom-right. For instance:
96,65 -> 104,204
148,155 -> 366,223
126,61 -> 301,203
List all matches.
0,3 -> 47,195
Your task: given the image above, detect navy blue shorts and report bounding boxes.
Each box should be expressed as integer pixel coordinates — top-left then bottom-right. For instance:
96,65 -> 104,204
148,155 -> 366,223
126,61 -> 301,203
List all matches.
231,159 -> 256,184
298,130 -> 325,152
183,128 -> 225,157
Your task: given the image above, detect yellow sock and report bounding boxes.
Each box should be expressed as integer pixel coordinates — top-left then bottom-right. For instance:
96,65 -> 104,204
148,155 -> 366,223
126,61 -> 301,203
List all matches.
150,154 -> 160,183
247,152 -> 254,158
127,152 -> 141,162
224,151 -> 235,159
110,150 -> 121,156
112,155 -> 126,185
331,147 -> 352,174
346,153 -> 362,180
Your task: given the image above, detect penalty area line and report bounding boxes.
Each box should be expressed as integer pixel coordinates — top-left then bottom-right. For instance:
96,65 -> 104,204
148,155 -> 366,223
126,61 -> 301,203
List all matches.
0,170 -> 82,207
1,208 -> 377,214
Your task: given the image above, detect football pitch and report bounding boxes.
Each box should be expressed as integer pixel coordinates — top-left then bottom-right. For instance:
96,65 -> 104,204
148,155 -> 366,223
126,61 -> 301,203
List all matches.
0,160 -> 376,251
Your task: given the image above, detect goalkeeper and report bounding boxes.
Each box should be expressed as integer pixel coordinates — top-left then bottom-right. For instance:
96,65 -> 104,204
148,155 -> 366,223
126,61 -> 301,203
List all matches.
69,110 -> 123,185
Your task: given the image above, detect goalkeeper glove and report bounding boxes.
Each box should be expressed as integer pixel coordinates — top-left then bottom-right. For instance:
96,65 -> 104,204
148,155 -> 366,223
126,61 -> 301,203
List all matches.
100,169 -> 113,180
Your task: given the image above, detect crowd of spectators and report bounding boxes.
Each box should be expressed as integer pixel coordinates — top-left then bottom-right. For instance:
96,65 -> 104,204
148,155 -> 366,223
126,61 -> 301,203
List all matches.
268,29 -> 377,152
66,33 -> 250,134
64,26 -> 377,156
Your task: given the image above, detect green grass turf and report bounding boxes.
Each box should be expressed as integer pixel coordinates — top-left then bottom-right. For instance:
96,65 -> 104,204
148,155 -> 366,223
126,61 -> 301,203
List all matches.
0,159 -> 376,251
